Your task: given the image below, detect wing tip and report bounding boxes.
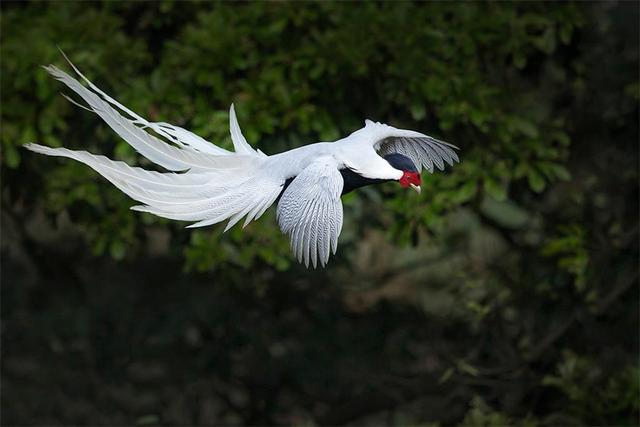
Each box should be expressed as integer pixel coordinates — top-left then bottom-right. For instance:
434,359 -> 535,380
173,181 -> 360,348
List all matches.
444,141 -> 461,151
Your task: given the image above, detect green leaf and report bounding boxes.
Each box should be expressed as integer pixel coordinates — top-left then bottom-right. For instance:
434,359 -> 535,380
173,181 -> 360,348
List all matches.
527,170 -> 546,192
485,177 -> 507,201
510,117 -> 539,139
453,180 -> 477,203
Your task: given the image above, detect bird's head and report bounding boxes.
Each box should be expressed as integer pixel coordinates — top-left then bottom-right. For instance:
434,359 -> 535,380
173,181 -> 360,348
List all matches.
384,153 -> 421,194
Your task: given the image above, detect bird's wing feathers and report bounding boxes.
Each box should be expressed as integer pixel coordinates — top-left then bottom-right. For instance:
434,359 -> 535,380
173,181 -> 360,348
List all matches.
367,123 -> 459,173
277,158 -> 344,268
376,135 -> 459,173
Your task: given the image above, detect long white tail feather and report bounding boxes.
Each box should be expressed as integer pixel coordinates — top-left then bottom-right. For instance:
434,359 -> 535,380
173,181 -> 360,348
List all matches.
185,179 -> 282,229
229,104 -> 264,157
24,144 -> 212,193
242,191 -> 277,227
45,65 -> 197,172
149,122 -> 232,156
26,142 -> 283,229
24,56 -> 287,231
24,144 -> 217,207
121,173 -> 262,216
136,197 -> 244,223
224,187 -> 281,231
24,60 -> 287,231
137,177 -> 280,222
44,64 -> 259,172
187,188 -> 280,230
57,50 -> 234,158
140,186 -> 251,217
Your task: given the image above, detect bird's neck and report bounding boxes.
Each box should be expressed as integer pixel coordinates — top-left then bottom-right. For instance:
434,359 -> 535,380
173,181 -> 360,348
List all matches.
339,168 -> 390,195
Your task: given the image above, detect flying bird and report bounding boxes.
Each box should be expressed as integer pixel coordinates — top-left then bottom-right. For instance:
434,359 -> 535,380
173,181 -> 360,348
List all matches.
25,58 -> 460,268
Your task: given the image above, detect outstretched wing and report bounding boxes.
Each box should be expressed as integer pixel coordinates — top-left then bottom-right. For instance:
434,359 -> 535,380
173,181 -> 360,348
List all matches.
276,157 -> 344,268
376,135 -> 459,173
366,121 -> 460,173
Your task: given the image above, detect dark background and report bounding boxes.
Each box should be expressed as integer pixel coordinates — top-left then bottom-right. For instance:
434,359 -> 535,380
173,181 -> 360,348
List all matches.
1,1 -> 638,425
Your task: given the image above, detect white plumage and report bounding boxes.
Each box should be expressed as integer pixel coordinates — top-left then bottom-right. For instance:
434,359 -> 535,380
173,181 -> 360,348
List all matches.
276,157 -> 344,268
25,57 -> 459,267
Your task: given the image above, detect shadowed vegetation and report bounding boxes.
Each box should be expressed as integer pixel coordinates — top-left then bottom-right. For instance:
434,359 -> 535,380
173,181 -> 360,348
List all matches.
1,1 -> 638,425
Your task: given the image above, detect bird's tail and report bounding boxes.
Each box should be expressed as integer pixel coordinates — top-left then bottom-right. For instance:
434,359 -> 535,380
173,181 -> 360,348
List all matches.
24,54 -> 284,230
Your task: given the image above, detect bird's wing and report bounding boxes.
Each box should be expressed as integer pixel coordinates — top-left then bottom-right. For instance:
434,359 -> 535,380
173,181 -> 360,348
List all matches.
366,121 -> 460,173
277,157 -> 344,268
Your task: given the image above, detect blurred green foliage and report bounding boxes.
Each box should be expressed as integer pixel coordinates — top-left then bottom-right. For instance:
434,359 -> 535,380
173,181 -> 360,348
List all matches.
2,1 -> 638,426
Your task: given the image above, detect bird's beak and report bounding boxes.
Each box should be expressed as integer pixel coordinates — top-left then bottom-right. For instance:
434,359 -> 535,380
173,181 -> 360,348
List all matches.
410,184 -> 421,194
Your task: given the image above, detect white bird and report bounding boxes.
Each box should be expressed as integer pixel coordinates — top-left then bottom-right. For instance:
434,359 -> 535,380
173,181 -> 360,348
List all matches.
25,58 -> 460,268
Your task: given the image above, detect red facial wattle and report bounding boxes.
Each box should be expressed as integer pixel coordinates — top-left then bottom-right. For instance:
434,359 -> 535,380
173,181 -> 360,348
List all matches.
399,171 -> 421,188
